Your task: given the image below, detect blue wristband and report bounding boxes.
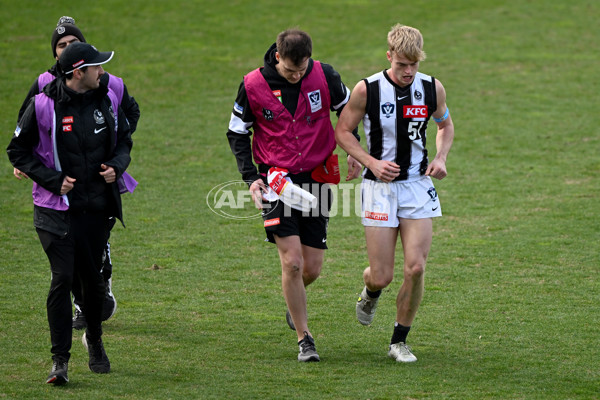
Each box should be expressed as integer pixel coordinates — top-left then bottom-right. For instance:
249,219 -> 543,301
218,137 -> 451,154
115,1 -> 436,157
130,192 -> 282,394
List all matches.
433,107 -> 449,123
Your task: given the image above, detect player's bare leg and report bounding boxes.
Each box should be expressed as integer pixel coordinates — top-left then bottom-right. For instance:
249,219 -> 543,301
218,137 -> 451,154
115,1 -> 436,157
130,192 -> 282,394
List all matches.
388,218 -> 432,363
356,227 -> 398,325
275,235 -> 321,361
275,235 -> 311,340
396,218 -> 432,326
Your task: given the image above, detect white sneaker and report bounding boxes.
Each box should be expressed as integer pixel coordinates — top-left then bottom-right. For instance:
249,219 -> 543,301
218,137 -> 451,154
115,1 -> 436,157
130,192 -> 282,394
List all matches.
356,287 -> 379,325
388,342 -> 417,363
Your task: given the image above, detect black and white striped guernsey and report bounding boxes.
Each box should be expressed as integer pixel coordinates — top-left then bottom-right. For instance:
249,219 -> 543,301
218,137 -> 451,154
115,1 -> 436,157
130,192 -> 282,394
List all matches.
362,70 -> 437,181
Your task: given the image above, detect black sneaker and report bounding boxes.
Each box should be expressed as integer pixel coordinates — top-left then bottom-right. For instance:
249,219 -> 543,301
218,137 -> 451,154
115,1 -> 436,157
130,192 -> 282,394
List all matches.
72,307 -> 87,330
285,309 -> 295,331
297,331 -> 320,362
46,359 -> 68,385
84,333 -> 111,373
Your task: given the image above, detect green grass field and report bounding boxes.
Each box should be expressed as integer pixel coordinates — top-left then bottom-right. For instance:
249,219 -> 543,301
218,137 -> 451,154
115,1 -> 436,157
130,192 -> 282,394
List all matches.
1,1 -> 599,399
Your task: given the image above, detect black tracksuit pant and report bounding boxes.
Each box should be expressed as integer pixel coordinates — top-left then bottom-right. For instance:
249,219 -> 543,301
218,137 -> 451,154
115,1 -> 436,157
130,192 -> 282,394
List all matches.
72,216 -> 117,313
37,210 -> 109,362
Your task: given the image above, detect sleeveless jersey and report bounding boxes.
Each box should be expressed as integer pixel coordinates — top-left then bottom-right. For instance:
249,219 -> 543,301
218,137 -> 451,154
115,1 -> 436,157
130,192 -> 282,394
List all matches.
363,70 -> 437,181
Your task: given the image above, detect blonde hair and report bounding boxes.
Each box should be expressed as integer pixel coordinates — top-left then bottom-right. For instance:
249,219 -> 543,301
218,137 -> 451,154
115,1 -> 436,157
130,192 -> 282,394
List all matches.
387,24 -> 426,62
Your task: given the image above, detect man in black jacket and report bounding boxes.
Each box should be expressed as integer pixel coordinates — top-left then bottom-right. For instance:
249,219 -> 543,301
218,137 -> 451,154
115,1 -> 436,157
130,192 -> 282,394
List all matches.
13,16 -> 140,329
7,42 -> 132,385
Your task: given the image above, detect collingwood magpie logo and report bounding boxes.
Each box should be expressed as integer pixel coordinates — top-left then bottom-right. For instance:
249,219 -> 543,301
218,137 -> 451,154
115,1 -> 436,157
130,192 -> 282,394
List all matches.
262,108 -> 274,121
94,109 -> 105,124
414,90 -> 423,100
381,102 -> 395,118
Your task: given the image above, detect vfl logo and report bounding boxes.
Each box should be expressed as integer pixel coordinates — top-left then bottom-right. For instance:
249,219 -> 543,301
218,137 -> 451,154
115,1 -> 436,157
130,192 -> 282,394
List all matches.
403,105 -> 428,118
427,187 -> 438,200
308,90 -> 322,113
381,102 -> 395,118
262,108 -> 274,121
428,186 -> 439,211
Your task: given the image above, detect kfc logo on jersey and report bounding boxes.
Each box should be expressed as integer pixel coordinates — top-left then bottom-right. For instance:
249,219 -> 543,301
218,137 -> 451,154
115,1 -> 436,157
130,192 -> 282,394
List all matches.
403,105 -> 428,118
62,116 -> 74,124
381,102 -> 395,118
63,125 -> 72,132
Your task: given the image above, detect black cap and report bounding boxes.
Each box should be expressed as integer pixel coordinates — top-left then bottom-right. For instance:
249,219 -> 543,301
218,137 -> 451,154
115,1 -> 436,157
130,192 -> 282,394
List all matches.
59,42 -> 114,75
51,19 -> 86,58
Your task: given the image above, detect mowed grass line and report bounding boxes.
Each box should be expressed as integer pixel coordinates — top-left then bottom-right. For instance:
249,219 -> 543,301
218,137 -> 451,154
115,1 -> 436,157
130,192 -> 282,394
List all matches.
1,0 -> 598,399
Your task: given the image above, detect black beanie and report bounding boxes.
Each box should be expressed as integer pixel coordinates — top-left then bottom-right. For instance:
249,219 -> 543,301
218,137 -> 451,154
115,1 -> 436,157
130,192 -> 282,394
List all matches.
51,23 -> 86,58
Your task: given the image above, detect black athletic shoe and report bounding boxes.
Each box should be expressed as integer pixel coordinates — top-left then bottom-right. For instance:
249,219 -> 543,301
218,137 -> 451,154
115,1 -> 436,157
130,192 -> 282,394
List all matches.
72,307 -> 87,330
46,359 -> 68,385
297,331 -> 320,362
84,333 -> 110,373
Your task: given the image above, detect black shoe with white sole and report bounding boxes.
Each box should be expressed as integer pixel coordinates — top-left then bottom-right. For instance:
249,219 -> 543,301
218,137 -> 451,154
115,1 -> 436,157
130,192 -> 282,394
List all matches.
46,359 -> 68,385
297,331 -> 320,362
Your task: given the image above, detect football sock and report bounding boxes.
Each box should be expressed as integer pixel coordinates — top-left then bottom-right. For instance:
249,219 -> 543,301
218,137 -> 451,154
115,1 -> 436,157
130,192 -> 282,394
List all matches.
391,322 -> 411,344
366,288 -> 382,298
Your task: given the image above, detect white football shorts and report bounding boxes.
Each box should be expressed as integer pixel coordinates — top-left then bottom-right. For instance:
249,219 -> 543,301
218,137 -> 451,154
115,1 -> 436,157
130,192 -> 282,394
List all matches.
361,176 -> 442,227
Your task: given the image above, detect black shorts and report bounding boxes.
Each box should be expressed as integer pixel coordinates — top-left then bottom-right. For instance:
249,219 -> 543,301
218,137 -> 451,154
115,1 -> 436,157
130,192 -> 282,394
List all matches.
261,173 -> 332,249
